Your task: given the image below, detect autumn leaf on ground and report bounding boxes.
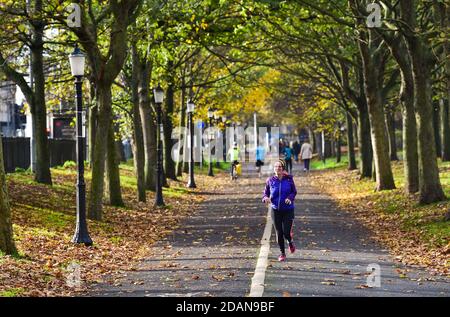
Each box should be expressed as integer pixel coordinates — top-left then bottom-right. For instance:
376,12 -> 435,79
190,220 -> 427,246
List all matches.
1,168 -> 225,296
321,279 -> 336,286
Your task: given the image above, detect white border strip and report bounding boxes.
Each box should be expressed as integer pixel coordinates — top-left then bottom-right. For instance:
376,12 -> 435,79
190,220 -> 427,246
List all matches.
249,206 -> 272,297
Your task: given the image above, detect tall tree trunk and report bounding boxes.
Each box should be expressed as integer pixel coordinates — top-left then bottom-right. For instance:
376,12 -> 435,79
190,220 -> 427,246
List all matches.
400,71 -> 420,193
176,85 -> 187,177
437,1 -> 450,161
31,0 -> 51,185
365,84 -> 395,190
355,23 -> 395,190
439,2 -> 450,161
336,56 -> 372,177
308,129 -> 316,154
136,61 -> 157,191
163,63 -> 177,180
385,106 -> 399,161
88,86 -> 112,220
88,80 -> 97,167
131,45 -> 146,202
381,30 -> 419,194
105,117 -> 124,206
72,0 -> 141,220
346,112 -> 357,170
336,137 -> 341,163
433,100 -> 442,158
130,124 -> 146,202
441,99 -> 450,161
400,0 -> 446,204
0,139 -> 17,255
357,102 -> 373,178
0,1 -> 51,184
413,65 -> 446,203
161,155 -> 169,187
331,140 -> 336,157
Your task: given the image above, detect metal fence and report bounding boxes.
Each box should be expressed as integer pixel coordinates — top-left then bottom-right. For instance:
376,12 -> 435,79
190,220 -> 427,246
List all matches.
2,137 -> 79,173
2,137 -> 30,173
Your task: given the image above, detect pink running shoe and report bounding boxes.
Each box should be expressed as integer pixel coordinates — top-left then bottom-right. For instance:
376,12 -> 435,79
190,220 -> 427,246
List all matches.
288,242 -> 296,254
278,254 -> 286,262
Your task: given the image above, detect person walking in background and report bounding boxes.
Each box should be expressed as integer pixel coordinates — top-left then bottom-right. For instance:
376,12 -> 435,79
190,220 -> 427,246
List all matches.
279,139 -> 285,158
255,145 -> 266,178
283,144 -> 293,175
293,140 -> 301,163
262,159 -> 297,262
300,139 -> 313,172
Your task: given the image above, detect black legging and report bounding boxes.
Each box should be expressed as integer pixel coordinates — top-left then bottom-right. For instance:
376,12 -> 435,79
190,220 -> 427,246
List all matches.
304,159 -> 310,170
285,158 -> 292,174
271,208 -> 294,254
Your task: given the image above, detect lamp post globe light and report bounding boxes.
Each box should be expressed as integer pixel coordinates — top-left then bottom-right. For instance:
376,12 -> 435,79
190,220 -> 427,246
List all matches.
207,107 -> 214,176
69,46 -> 92,246
153,84 -> 165,206
187,99 -> 197,188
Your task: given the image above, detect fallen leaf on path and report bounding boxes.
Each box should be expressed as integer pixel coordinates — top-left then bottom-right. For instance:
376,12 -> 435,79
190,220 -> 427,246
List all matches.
321,281 -> 336,286
212,275 -> 225,281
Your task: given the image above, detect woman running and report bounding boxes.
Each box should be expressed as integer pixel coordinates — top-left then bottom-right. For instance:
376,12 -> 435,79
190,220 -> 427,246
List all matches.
262,159 -> 297,261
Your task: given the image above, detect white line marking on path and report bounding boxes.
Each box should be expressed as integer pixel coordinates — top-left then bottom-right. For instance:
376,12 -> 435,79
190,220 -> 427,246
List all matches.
249,206 -> 272,297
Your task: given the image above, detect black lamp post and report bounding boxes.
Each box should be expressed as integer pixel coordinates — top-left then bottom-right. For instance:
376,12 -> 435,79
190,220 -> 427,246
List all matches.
187,99 -> 196,188
213,110 -> 221,168
153,84 -> 165,206
69,46 -> 92,246
213,111 -> 220,125
221,116 -> 227,162
207,107 -> 214,176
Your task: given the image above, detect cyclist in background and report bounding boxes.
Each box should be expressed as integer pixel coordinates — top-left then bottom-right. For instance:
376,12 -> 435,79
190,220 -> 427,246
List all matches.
227,142 -> 240,180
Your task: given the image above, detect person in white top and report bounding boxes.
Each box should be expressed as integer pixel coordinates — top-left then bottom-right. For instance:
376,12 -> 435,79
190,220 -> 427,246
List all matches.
299,139 -> 313,172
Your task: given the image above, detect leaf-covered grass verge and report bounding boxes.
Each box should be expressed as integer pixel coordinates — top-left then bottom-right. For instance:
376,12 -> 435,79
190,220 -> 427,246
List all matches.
0,165 -> 226,296
311,160 -> 449,276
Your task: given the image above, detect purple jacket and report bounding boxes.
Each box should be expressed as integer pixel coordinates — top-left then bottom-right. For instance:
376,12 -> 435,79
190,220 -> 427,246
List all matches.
262,173 -> 297,211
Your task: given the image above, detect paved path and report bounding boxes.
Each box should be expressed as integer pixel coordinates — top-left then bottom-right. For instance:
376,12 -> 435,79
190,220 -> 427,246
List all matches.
90,162 -> 449,297
263,172 -> 449,297
91,169 -> 266,297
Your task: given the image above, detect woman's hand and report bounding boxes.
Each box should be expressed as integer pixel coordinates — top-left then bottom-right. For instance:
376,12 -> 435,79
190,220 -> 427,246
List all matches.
285,198 -> 292,205
263,197 -> 272,204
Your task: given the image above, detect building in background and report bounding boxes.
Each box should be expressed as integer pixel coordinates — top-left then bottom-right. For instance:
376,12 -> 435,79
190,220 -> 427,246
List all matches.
48,100 -> 76,139
0,80 -> 26,137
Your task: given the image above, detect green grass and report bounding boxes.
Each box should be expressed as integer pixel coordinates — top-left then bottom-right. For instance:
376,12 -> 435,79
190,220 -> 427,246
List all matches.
310,155 -> 350,170
118,172 -> 137,189
322,156 -> 450,248
162,186 -> 190,198
16,205 -> 73,231
420,220 -> 450,247
0,288 -> 25,297
41,210 -> 72,230
192,160 -> 231,175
